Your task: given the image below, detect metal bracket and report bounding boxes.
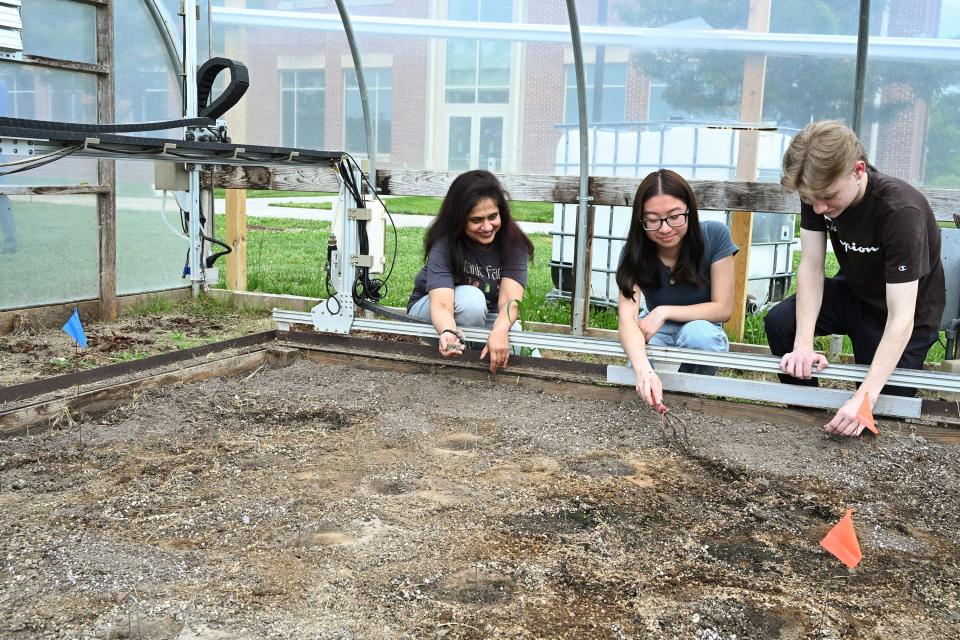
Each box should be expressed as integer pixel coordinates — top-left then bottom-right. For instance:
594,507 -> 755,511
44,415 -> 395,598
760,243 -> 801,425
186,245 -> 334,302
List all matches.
162,142 -> 178,154
350,254 -> 375,268
83,137 -> 100,151
309,296 -> 355,335
348,208 -> 372,221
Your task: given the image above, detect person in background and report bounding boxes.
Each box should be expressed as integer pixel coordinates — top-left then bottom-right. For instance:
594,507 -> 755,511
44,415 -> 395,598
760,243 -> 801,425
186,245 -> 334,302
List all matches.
407,170 -> 534,374
765,120 -> 944,437
616,169 -> 738,409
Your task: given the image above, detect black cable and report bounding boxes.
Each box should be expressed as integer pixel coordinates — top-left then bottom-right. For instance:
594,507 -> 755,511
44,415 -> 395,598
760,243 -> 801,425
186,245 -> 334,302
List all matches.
342,152 -> 399,283
202,233 -> 232,268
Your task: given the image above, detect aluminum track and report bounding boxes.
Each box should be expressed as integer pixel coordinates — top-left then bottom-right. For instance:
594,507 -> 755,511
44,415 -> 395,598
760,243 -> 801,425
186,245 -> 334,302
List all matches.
272,308 -> 960,394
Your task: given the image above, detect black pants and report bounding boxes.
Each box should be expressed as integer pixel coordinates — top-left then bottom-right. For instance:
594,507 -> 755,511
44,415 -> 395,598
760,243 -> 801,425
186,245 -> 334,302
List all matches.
764,276 -> 939,397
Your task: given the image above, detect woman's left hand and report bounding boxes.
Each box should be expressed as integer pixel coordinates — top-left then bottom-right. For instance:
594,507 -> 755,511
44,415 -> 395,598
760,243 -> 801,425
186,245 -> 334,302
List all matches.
638,307 -> 667,341
481,329 -> 510,374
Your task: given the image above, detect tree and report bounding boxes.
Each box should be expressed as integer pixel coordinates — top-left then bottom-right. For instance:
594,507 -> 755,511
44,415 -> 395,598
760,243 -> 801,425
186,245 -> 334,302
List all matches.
616,0 -> 947,132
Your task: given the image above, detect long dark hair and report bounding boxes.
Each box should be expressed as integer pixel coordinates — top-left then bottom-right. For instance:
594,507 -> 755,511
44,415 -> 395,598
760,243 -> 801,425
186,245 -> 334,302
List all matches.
423,170 -> 534,270
616,169 -> 705,301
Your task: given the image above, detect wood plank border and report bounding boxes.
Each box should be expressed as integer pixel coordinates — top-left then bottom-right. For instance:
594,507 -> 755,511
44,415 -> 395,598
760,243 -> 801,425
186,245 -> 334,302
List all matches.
20,55 -> 108,76
0,185 -> 111,196
211,167 -> 960,220
0,350 -> 270,437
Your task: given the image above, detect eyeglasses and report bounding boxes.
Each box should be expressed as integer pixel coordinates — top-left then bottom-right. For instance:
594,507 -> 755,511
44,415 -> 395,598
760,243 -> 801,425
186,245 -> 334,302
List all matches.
642,212 -> 689,231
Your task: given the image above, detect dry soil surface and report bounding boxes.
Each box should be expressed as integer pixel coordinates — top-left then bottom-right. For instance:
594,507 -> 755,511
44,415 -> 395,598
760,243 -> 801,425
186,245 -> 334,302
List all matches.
1,355 -> 959,639
0,309 -> 272,387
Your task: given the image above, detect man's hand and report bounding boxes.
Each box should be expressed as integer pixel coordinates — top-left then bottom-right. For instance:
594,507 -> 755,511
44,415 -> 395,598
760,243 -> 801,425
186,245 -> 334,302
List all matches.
779,348 -> 829,379
439,329 -> 464,358
635,369 -> 663,408
638,307 -> 667,342
481,328 -> 510,374
825,394 -> 870,437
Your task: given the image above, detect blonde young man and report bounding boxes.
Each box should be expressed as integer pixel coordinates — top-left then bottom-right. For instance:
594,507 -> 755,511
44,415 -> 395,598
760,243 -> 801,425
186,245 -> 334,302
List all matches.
764,120 -> 944,437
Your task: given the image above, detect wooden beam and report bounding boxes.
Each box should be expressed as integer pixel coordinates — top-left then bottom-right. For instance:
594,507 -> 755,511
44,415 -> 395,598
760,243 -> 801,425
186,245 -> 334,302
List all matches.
0,185 -> 111,196
0,350 -> 269,437
96,0 -> 116,322
20,55 -> 108,76
225,189 -> 248,291
727,0 -> 772,342
222,0 -> 249,292
209,167 -> 960,220
206,288 -> 319,312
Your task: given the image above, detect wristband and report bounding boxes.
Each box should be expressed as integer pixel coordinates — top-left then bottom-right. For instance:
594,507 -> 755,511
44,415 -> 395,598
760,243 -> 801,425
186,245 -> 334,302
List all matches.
441,328 -> 464,341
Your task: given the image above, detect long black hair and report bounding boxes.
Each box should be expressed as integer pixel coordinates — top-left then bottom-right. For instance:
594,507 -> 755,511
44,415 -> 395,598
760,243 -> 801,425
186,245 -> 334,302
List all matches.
423,170 -> 534,270
616,169 -> 705,301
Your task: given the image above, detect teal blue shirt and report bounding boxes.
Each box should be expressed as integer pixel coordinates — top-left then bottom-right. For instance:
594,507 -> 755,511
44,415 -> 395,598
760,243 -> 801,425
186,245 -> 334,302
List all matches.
637,220 -> 738,311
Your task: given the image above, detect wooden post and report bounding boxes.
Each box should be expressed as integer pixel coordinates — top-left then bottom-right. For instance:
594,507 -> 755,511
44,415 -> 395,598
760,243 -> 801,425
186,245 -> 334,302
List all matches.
225,189 -> 247,290
224,0 -> 249,291
96,0 -> 117,321
726,0 -> 771,341
571,203 -> 595,334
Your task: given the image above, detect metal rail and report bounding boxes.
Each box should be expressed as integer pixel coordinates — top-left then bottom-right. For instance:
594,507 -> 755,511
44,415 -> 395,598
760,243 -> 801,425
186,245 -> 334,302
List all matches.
272,309 -> 960,394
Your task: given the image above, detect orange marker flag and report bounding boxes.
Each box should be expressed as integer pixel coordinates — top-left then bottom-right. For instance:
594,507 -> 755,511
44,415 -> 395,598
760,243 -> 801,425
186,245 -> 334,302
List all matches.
820,508 -> 863,569
856,396 -> 879,435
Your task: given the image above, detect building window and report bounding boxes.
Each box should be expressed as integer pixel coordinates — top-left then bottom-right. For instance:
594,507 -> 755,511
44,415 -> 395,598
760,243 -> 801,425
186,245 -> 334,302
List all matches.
564,63 -> 627,124
0,70 -> 35,117
344,68 -> 392,156
647,79 -> 695,123
445,0 -> 512,104
281,69 -> 325,149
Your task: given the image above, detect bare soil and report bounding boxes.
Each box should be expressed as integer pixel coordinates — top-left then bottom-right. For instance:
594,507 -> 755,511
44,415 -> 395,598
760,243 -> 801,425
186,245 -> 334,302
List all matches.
0,308 -> 272,387
1,351 -> 959,639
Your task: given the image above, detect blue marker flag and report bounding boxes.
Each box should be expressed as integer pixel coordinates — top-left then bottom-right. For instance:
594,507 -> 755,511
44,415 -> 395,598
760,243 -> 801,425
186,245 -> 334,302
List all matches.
63,307 -> 87,349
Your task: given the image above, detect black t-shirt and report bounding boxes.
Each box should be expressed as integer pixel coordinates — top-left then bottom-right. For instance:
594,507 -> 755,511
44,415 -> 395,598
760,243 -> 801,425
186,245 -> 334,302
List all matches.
407,236 -> 529,312
800,165 -> 945,331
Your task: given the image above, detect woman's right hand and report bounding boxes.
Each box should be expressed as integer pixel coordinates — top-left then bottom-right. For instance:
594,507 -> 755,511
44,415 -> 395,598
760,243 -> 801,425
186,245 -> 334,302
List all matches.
635,368 -> 663,408
439,328 -> 465,358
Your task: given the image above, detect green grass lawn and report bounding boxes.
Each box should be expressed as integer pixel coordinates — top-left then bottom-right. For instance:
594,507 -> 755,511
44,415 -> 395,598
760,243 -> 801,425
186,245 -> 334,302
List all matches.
263,195 -> 554,224
214,188 -> 337,198
268,201 -> 333,211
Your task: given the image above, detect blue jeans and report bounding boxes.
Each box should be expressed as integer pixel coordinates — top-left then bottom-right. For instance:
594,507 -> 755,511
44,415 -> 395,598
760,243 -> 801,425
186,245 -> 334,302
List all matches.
645,316 -> 729,376
408,285 -> 526,353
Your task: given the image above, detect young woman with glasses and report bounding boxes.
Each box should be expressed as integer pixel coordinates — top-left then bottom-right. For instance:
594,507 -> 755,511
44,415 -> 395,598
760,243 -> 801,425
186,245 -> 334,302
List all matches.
615,169 -> 738,408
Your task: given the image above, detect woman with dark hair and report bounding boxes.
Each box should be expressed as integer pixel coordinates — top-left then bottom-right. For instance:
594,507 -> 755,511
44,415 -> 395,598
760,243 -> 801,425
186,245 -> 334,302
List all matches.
616,169 -> 738,408
408,170 -> 535,374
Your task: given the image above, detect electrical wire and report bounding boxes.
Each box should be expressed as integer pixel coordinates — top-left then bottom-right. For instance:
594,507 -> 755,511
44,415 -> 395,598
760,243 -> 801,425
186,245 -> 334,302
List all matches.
0,146 -> 82,176
0,144 -> 83,167
159,191 -> 191,243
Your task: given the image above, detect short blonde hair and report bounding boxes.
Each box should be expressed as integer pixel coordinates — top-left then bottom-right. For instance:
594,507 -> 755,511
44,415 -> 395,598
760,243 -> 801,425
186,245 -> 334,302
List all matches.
780,120 -> 868,195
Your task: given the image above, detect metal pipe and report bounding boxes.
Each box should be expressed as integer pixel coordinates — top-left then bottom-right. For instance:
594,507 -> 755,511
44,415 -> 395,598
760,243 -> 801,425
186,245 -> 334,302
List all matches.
183,0 -> 202,296
334,0 -> 376,188
852,0 -> 871,136
565,0 -> 592,336
207,0 -> 213,61
144,0 -> 184,100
